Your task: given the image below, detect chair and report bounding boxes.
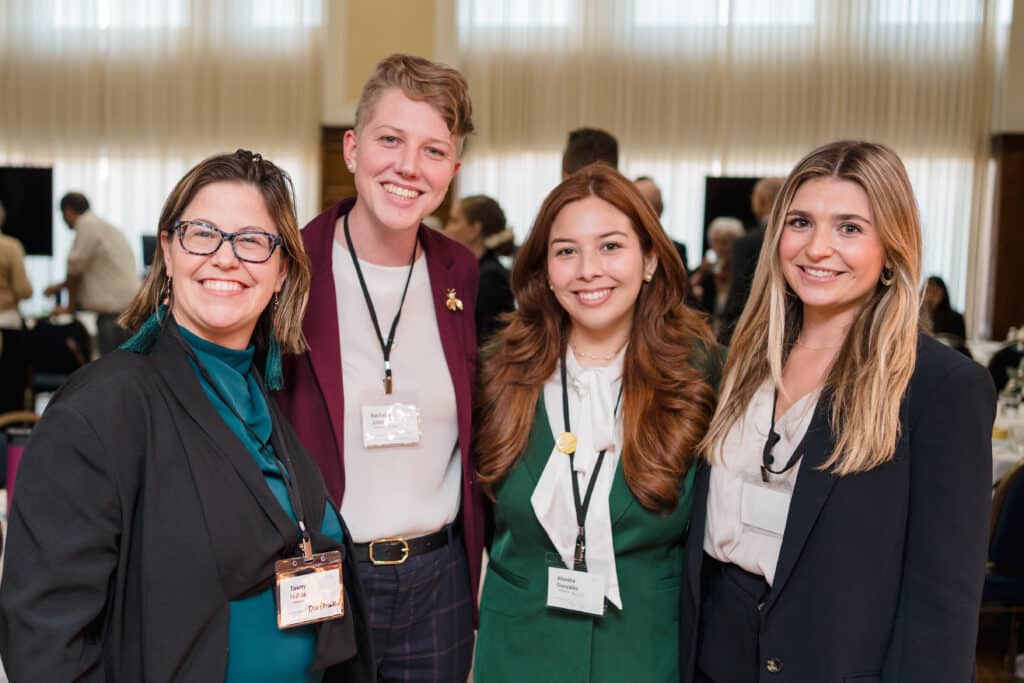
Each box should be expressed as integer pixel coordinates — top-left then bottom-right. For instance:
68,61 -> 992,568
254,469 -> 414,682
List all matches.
983,458 -> 1024,675
0,410 -> 40,509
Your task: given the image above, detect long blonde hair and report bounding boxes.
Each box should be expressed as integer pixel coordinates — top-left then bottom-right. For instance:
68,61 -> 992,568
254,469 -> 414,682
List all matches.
702,141 -> 921,475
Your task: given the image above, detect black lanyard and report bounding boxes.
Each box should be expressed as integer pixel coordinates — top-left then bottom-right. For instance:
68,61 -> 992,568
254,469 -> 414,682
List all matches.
343,211 -> 418,395
560,348 -> 622,572
171,325 -> 315,560
760,387 -> 803,483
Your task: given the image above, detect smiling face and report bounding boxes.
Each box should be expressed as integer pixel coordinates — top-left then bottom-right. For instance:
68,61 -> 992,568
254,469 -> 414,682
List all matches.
779,177 -> 887,329
162,181 -> 287,349
343,88 -> 461,236
547,196 -> 657,346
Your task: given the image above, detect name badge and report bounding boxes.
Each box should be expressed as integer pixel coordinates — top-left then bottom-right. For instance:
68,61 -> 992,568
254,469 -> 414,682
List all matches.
740,478 -> 792,537
275,551 -> 345,629
360,393 -> 421,448
546,567 -> 606,617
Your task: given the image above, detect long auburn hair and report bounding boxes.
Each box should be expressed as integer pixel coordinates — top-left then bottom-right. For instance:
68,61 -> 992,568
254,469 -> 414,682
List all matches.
476,163 -> 718,512
701,141 -> 921,474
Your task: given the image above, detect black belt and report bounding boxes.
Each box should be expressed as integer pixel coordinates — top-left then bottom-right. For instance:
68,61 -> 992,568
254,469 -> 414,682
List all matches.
354,523 -> 458,566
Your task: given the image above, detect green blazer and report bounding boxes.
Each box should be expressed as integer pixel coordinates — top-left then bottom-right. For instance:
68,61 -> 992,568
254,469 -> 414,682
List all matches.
474,396 -> 697,683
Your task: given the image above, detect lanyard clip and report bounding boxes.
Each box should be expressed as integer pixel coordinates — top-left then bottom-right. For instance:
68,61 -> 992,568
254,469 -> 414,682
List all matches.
299,521 -> 314,562
573,527 -> 587,572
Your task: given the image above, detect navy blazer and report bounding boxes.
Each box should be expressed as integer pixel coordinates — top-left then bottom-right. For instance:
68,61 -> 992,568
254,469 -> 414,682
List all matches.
275,198 -> 485,599
680,333 -> 996,683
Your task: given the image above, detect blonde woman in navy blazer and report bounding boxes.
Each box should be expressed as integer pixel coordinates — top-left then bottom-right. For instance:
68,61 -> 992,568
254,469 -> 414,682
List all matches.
680,141 -> 996,683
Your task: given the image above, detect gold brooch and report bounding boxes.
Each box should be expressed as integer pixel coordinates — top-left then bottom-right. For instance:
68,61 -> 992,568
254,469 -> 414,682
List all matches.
556,432 -> 577,455
445,288 -> 464,312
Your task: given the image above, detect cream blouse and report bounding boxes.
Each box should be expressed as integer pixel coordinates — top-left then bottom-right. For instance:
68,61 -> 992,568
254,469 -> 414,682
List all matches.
703,380 -> 820,585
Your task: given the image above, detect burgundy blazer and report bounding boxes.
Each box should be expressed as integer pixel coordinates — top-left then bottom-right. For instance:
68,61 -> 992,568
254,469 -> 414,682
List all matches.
275,198 -> 485,598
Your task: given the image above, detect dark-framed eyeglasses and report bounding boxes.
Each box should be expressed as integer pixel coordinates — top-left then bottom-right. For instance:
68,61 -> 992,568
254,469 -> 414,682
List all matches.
171,219 -> 282,264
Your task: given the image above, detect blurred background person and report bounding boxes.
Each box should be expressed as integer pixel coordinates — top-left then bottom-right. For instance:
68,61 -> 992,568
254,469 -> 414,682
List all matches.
0,200 -> 33,411
635,175 -> 691,278
562,127 -> 618,180
922,275 -> 970,356
44,192 -> 140,355
445,194 -> 516,345
689,217 -> 744,340
720,177 -> 785,345
0,150 -> 373,681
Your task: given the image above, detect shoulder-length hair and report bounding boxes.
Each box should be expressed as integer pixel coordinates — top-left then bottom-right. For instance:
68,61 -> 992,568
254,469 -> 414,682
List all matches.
702,140 -> 921,475
476,163 -> 718,512
120,149 -> 311,355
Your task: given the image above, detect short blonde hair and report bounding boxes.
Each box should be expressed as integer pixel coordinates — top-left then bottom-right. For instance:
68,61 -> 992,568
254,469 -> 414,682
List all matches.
120,150 -> 310,355
354,54 -> 474,142
707,216 -> 744,242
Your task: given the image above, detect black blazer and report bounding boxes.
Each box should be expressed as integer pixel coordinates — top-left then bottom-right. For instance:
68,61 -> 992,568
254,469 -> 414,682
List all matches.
720,225 -> 765,345
680,334 -> 996,683
0,325 -> 374,682
475,250 -> 515,346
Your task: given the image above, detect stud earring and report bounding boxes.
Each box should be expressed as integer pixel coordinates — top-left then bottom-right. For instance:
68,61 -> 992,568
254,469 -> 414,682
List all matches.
643,273 -> 653,283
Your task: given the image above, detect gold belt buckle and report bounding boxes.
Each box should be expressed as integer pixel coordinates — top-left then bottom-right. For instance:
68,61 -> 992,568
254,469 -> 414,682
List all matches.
369,537 -> 410,566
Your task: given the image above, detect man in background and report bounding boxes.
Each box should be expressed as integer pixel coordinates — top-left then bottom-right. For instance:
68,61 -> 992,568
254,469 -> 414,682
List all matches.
45,192 -> 139,355
634,175 -> 690,274
720,176 -> 785,345
562,127 -> 619,178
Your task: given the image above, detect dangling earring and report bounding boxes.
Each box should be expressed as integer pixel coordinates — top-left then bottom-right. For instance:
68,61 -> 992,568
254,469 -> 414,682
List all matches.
160,276 -> 172,304
880,267 -> 895,287
264,292 -> 283,391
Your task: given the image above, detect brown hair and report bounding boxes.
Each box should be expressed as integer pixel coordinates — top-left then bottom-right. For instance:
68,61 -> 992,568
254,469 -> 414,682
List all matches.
120,149 -> 311,355
476,164 -> 718,511
459,195 -> 515,257
354,53 -> 474,141
562,128 -> 619,176
702,140 -> 921,474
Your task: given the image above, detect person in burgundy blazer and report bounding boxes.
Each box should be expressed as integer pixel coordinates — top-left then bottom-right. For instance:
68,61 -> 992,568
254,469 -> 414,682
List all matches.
276,54 -> 484,682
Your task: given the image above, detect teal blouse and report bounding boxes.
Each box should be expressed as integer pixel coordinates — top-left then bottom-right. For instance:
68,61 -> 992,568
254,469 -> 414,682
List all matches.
180,327 -> 343,683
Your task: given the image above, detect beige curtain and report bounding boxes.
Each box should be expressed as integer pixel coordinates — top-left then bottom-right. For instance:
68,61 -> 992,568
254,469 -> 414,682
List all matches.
455,0 -> 1010,314
0,0 -> 323,315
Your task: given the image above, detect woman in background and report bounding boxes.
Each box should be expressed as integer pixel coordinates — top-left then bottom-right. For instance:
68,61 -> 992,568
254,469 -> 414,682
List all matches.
689,216 -> 744,339
0,150 -> 373,682
922,274 -> 970,355
445,194 -> 516,344
474,164 -> 718,682
0,200 -> 33,411
680,140 -> 995,683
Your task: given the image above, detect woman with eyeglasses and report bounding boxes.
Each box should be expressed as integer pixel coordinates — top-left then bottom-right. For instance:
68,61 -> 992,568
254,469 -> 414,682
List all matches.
680,141 -> 995,683
0,150 -> 374,682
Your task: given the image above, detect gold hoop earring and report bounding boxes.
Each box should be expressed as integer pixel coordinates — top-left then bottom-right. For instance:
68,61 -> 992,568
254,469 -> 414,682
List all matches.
880,267 -> 894,287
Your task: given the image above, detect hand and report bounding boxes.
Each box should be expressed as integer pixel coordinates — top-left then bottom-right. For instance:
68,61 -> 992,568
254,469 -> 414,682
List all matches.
43,283 -> 63,297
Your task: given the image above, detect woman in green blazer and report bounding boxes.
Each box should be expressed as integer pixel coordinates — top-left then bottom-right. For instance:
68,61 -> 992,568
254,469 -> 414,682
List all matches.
474,164 -> 719,682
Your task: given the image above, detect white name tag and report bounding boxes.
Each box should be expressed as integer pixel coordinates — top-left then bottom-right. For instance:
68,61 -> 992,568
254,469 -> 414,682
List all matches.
361,400 -> 421,448
740,480 -> 792,537
546,567 -> 606,617
275,551 -> 345,629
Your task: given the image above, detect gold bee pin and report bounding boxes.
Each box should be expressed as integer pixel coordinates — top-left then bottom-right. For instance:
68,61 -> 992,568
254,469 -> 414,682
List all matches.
445,288 -> 464,312
556,431 -> 577,455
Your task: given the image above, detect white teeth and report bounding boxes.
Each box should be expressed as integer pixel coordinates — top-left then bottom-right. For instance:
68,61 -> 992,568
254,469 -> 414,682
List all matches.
578,289 -> 610,301
383,183 -> 419,199
804,267 -> 837,278
203,280 -> 243,292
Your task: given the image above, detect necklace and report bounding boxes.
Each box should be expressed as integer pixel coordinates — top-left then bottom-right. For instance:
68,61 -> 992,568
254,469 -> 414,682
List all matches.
794,337 -> 844,351
570,339 -> 628,362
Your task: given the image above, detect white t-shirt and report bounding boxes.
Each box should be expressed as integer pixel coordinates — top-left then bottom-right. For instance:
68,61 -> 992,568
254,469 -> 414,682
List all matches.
332,240 -> 461,542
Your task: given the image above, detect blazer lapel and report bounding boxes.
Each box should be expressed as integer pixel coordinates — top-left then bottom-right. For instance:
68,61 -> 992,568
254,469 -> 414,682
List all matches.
762,391 -> 838,612
523,394 -> 555,484
609,460 -> 636,528
302,204 -> 347,466
149,330 -> 297,575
